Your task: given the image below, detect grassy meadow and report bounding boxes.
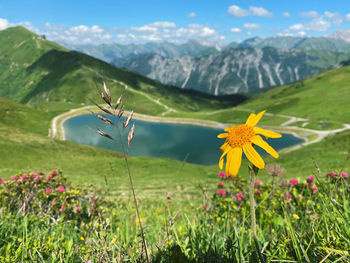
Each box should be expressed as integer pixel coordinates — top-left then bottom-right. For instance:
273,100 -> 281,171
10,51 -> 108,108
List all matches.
1,26 -> 350,262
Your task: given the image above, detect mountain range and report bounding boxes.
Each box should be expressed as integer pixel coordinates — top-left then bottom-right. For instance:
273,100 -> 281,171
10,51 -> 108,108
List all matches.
0,26 -> 243,115
67,36 -> 350,96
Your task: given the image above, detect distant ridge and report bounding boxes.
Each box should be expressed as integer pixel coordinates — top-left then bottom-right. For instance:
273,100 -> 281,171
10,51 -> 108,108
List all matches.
0,26 -> 242,113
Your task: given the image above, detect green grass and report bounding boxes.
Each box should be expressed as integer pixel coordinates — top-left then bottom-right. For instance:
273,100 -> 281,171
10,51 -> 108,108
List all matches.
238,66 -> 350,123
0,26 -> 240,117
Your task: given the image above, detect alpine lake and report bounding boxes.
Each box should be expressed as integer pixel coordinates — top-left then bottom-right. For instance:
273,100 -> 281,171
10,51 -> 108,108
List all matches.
63,115 -> 303,166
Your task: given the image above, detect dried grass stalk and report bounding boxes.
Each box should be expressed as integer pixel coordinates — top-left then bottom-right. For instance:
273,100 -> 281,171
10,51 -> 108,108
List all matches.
96,114 -> 114,125
123,111 -> 133,130
128,123 -> 135,147
117,105 -> 124,119
93,102 -> 113,115
103,82 -> 111,105
97,129 -> 114,140
115,94 -> 122,110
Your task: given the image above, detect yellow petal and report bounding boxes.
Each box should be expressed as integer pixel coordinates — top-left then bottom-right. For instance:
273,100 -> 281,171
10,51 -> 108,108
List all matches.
219,144 -> 232,169
246,110 -> 266,127
245,113 -> 256,125
250,135 -> 279,158
242,143 -> 265,168
224,126 -> 235,132
253,127 -> 282,138
217,133 -> 228,138
220,142 -> 228,152
227,147 -> 242,176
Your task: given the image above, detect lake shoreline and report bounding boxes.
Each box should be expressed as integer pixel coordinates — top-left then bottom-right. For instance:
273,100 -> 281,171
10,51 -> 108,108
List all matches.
53,105 -> 304,142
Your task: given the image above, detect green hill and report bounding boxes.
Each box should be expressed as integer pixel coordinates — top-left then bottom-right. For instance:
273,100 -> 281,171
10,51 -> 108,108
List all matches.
238,65 -> 350,126
0,26 -> 241,116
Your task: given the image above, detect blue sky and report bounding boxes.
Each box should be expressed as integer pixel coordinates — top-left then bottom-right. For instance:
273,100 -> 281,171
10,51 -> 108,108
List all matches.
1,0 -> 350,45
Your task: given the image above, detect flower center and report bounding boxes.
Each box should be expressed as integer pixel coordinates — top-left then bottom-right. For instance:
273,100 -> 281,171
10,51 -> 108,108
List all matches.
227,124 -> 255,148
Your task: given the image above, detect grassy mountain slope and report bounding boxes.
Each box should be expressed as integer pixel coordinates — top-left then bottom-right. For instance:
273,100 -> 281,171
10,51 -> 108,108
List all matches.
0,26 -> 241,116
239,65 -> 350,124
0,94 -> 348,198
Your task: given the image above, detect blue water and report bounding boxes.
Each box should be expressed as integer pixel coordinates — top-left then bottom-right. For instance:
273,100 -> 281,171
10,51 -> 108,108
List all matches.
63,115 -> 303,166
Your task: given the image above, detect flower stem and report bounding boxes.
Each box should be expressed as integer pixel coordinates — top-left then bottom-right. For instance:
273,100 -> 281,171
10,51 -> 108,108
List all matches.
249,164 -> 265,263
114,120 -> 149,262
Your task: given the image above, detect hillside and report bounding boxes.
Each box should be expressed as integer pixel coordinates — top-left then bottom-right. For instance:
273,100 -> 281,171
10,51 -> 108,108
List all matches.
0,26 -> 241,115
119,47 -> 350,96
238,65 -> 350,124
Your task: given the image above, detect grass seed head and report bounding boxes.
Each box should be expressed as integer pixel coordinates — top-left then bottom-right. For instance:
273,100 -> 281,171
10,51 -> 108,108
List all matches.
128,123 -> 135,147
118,105 -> 125,119
115,94 -> 122,110
97,129 -> 114,140
123,111 -> 133,130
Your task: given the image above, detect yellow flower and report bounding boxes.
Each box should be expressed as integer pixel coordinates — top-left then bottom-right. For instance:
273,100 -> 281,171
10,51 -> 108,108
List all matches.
218,110 -> 281,176
112,238 -> 117,243
80,236 -> 85,241
137,218 -> 142,223
293,214 -> 300,220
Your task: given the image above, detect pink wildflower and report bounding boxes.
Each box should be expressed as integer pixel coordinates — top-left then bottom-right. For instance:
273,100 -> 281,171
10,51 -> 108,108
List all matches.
306,182 -> 313,188
256,190 -> 262,195
0,178 -> 6,184
312,186 -> 317,194
290,178 -> 298,186
217,182 -> 224,188
57,186 -> 66,192
284,193 -> 292,200
34,176 -> 42,182
92,196 -> 98,201
46,175 -> 53,182
307,175 -> 315,182
341,172 -> 349,179
10,176 -> 19,180
254,180 -> 262,186
75,206 -> 82,211
21,174 -> 28,183
37,171 -> 44,175
236,193 -> 245,201
332,172 -> 339,177
30,173 -> 37,177
59,205 -> 65,211
89,206 -> 94,211
218,171 -> 226,179
45,188 -> 52,195
50,170 -> 57,176
217,189 -> 226,197
52,202 -> 57,206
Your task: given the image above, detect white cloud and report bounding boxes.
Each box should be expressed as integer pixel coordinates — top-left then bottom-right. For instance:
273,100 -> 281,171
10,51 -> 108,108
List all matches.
0,18 -> 9,30
300,11 -> 320,18
249,6 -> 273,17
297,31 -> 307,37
228,5 -> 249,17
0,18 -> 224,45
131,25 -> 158,32
149,21 -> 177,28
283,12 -> 291,17
243,23 -> 262,30
230,27 -> 241,33
304,18 -> 331,32
228,5 -> 273,18
187,12 -> 196,18
289,24 -> 304,31
324,11 -> 343,25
